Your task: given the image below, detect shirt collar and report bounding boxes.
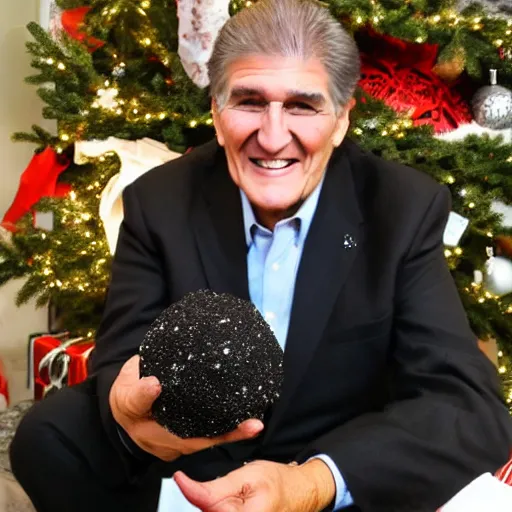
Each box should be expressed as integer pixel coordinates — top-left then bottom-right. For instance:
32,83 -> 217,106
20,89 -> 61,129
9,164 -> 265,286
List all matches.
240,171 -> 326,248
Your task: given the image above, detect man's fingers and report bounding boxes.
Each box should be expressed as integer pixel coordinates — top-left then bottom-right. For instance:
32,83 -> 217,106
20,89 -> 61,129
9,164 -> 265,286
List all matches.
116,356 -> 161,417
117,355 -> 141,382
216,419 -> 264,444
125,376 -> 161,416
174,471 -> 238,510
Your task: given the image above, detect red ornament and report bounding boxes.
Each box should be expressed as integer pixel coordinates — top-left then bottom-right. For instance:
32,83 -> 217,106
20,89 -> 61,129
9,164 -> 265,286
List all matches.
358,29 -> 472,133
61,7 -> 105,53
0,358 -> 9,408
1,148 -> 71,232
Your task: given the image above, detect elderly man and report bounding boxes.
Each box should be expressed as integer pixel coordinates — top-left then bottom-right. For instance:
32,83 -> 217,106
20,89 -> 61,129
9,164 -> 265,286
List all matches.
10,0 -> 512,511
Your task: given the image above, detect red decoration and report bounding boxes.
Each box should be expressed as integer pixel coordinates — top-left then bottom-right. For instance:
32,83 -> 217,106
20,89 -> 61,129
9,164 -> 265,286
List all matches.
0,358 -> 9,408
61,7 -> 105,53
1,148 -> 71,232
496,456 -> 512,485
30,334 -> 94,400
357,29 -> 472,133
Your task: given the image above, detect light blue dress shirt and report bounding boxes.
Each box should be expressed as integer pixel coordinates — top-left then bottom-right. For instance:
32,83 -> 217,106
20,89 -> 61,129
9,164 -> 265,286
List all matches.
240,178 -> 354,510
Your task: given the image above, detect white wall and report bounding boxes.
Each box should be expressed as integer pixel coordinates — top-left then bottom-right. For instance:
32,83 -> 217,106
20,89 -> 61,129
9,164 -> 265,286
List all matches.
0,0 -> 49,402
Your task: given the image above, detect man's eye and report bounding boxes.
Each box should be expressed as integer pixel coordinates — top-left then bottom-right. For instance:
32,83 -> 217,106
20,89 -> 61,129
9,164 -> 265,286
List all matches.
285,102 -> 318,116
234,99 -> 267,112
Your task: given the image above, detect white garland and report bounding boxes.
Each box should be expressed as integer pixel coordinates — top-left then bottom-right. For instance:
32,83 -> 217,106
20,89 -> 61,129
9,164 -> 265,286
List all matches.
177,0 -> 231,88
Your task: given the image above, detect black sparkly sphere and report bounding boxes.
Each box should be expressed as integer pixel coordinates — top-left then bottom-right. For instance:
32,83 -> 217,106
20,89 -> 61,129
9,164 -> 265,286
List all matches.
139,290 -> 284,438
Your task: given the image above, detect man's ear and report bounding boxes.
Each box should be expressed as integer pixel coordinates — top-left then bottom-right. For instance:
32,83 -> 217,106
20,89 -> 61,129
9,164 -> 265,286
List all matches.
211,98 -> 225,146
332,98 -> 356,148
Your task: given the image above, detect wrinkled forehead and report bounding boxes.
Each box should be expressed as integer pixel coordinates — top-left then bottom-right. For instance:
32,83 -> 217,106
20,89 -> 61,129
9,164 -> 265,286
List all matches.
224,54 -> 333,104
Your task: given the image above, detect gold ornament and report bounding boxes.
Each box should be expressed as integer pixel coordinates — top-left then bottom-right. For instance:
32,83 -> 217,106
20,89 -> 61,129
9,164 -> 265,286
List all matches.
432,51 -> 465,83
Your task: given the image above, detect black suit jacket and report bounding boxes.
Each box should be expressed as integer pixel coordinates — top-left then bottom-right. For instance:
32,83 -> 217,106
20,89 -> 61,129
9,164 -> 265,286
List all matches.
90,138 -> 512,511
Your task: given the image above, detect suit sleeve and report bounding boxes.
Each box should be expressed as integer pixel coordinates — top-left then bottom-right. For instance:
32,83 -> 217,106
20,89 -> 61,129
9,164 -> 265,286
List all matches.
298,187 -> 512,511
88,182 -> 169,474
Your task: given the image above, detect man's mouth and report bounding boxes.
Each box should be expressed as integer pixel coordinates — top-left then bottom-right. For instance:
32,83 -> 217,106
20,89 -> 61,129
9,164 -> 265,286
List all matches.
249,158 -> 298,170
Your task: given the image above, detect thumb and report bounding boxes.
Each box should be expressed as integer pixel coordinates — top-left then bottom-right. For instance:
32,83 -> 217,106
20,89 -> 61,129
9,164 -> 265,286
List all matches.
174,471 -> 234,510
215,419 -> 264,444
117,356 -> 161,417
128,376 -> 161,416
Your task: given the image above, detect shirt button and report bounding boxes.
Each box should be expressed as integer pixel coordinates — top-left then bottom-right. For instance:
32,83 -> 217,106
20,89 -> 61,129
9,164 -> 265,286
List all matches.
272,262 -> 280,271
265,312 -> 276,321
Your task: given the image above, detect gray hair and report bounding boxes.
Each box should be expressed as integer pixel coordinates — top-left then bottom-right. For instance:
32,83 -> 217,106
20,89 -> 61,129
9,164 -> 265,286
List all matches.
208,0 -> 361,113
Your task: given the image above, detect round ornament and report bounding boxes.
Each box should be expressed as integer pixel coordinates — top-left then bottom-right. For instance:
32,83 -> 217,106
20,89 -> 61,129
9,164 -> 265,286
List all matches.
472,70 -> 512,130
485,255 -> 512,297
139,290 -> 284,438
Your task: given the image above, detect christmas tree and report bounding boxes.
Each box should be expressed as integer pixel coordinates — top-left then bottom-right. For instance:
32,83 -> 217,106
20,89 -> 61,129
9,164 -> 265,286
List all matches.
2,0 -> 512,399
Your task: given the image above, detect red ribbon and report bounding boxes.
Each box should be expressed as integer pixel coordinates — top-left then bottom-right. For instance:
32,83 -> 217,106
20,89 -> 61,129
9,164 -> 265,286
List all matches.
61,7 -> 105,52
357,29 -> 472,133
31,335 -> 94,400
0,358 -> 9,406
2,147 -> 71,232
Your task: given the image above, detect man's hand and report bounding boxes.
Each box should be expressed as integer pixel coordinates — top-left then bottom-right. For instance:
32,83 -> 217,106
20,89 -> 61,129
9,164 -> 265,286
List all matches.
174,459 -> 336,512
109,355 -> 264,461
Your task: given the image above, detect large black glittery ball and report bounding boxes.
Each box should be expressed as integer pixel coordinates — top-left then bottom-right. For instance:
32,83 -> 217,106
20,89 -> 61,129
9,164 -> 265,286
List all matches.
139,290 -> 284,438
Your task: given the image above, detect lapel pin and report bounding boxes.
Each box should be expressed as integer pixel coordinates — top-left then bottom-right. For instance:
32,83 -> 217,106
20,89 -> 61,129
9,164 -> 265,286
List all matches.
343,234 -> 357,249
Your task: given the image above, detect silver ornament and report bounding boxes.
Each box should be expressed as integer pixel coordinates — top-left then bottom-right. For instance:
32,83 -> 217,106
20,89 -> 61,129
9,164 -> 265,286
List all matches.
472,70 -> 512,130
485,255 -> 512,297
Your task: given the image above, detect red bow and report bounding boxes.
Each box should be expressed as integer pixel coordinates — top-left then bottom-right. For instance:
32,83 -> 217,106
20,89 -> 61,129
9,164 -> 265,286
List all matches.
358,29 -> 472,133
61,7 -> 105,52
2,148 -> 71,232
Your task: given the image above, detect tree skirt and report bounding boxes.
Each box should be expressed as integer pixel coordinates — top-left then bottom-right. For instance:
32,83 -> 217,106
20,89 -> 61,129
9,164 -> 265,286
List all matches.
0,401 -> 33,475
0,401 -> 35,512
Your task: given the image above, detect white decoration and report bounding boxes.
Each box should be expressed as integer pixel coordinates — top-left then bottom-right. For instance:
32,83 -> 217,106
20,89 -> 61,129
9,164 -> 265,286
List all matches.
158,478 -> 199,512
440,473 -> 512,511
97,88 -> 120,110
435,121 -> 512,144
40,0 -> 62,38
74,137 -> 181,254
485,255 -> 512,297
443,211 -> 469,247
177,0 -> 231,88
492,200 -> 512,228
34,211 -> 54,231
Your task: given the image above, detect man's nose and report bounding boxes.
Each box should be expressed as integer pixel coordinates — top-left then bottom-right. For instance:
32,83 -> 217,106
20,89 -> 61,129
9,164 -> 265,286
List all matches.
257,102 -> 292,154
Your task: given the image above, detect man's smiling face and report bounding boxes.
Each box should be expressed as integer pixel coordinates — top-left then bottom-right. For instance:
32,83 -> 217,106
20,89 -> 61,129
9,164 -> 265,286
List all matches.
212,54 -> 353,229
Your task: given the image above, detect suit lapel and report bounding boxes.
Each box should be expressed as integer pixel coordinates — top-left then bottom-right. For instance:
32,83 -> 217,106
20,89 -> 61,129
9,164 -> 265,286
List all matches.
264,142 -> 364,440
191,145 -> 250,301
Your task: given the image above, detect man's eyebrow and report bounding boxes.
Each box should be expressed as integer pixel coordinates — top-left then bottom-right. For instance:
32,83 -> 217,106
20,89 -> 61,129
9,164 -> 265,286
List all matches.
229,87 -> 265,99
287,90 -> 327,105
229,87 -> 327,105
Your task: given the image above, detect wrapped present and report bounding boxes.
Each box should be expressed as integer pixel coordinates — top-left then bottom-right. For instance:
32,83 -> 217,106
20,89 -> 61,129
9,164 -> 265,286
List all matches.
0,358 -> 8,410
28,333 -> 94,400
438,455 -> 512,511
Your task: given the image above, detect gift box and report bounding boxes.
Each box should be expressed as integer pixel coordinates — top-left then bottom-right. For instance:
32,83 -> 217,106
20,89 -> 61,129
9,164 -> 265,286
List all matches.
28,333 -> 94,400
438,455 -> 512,511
